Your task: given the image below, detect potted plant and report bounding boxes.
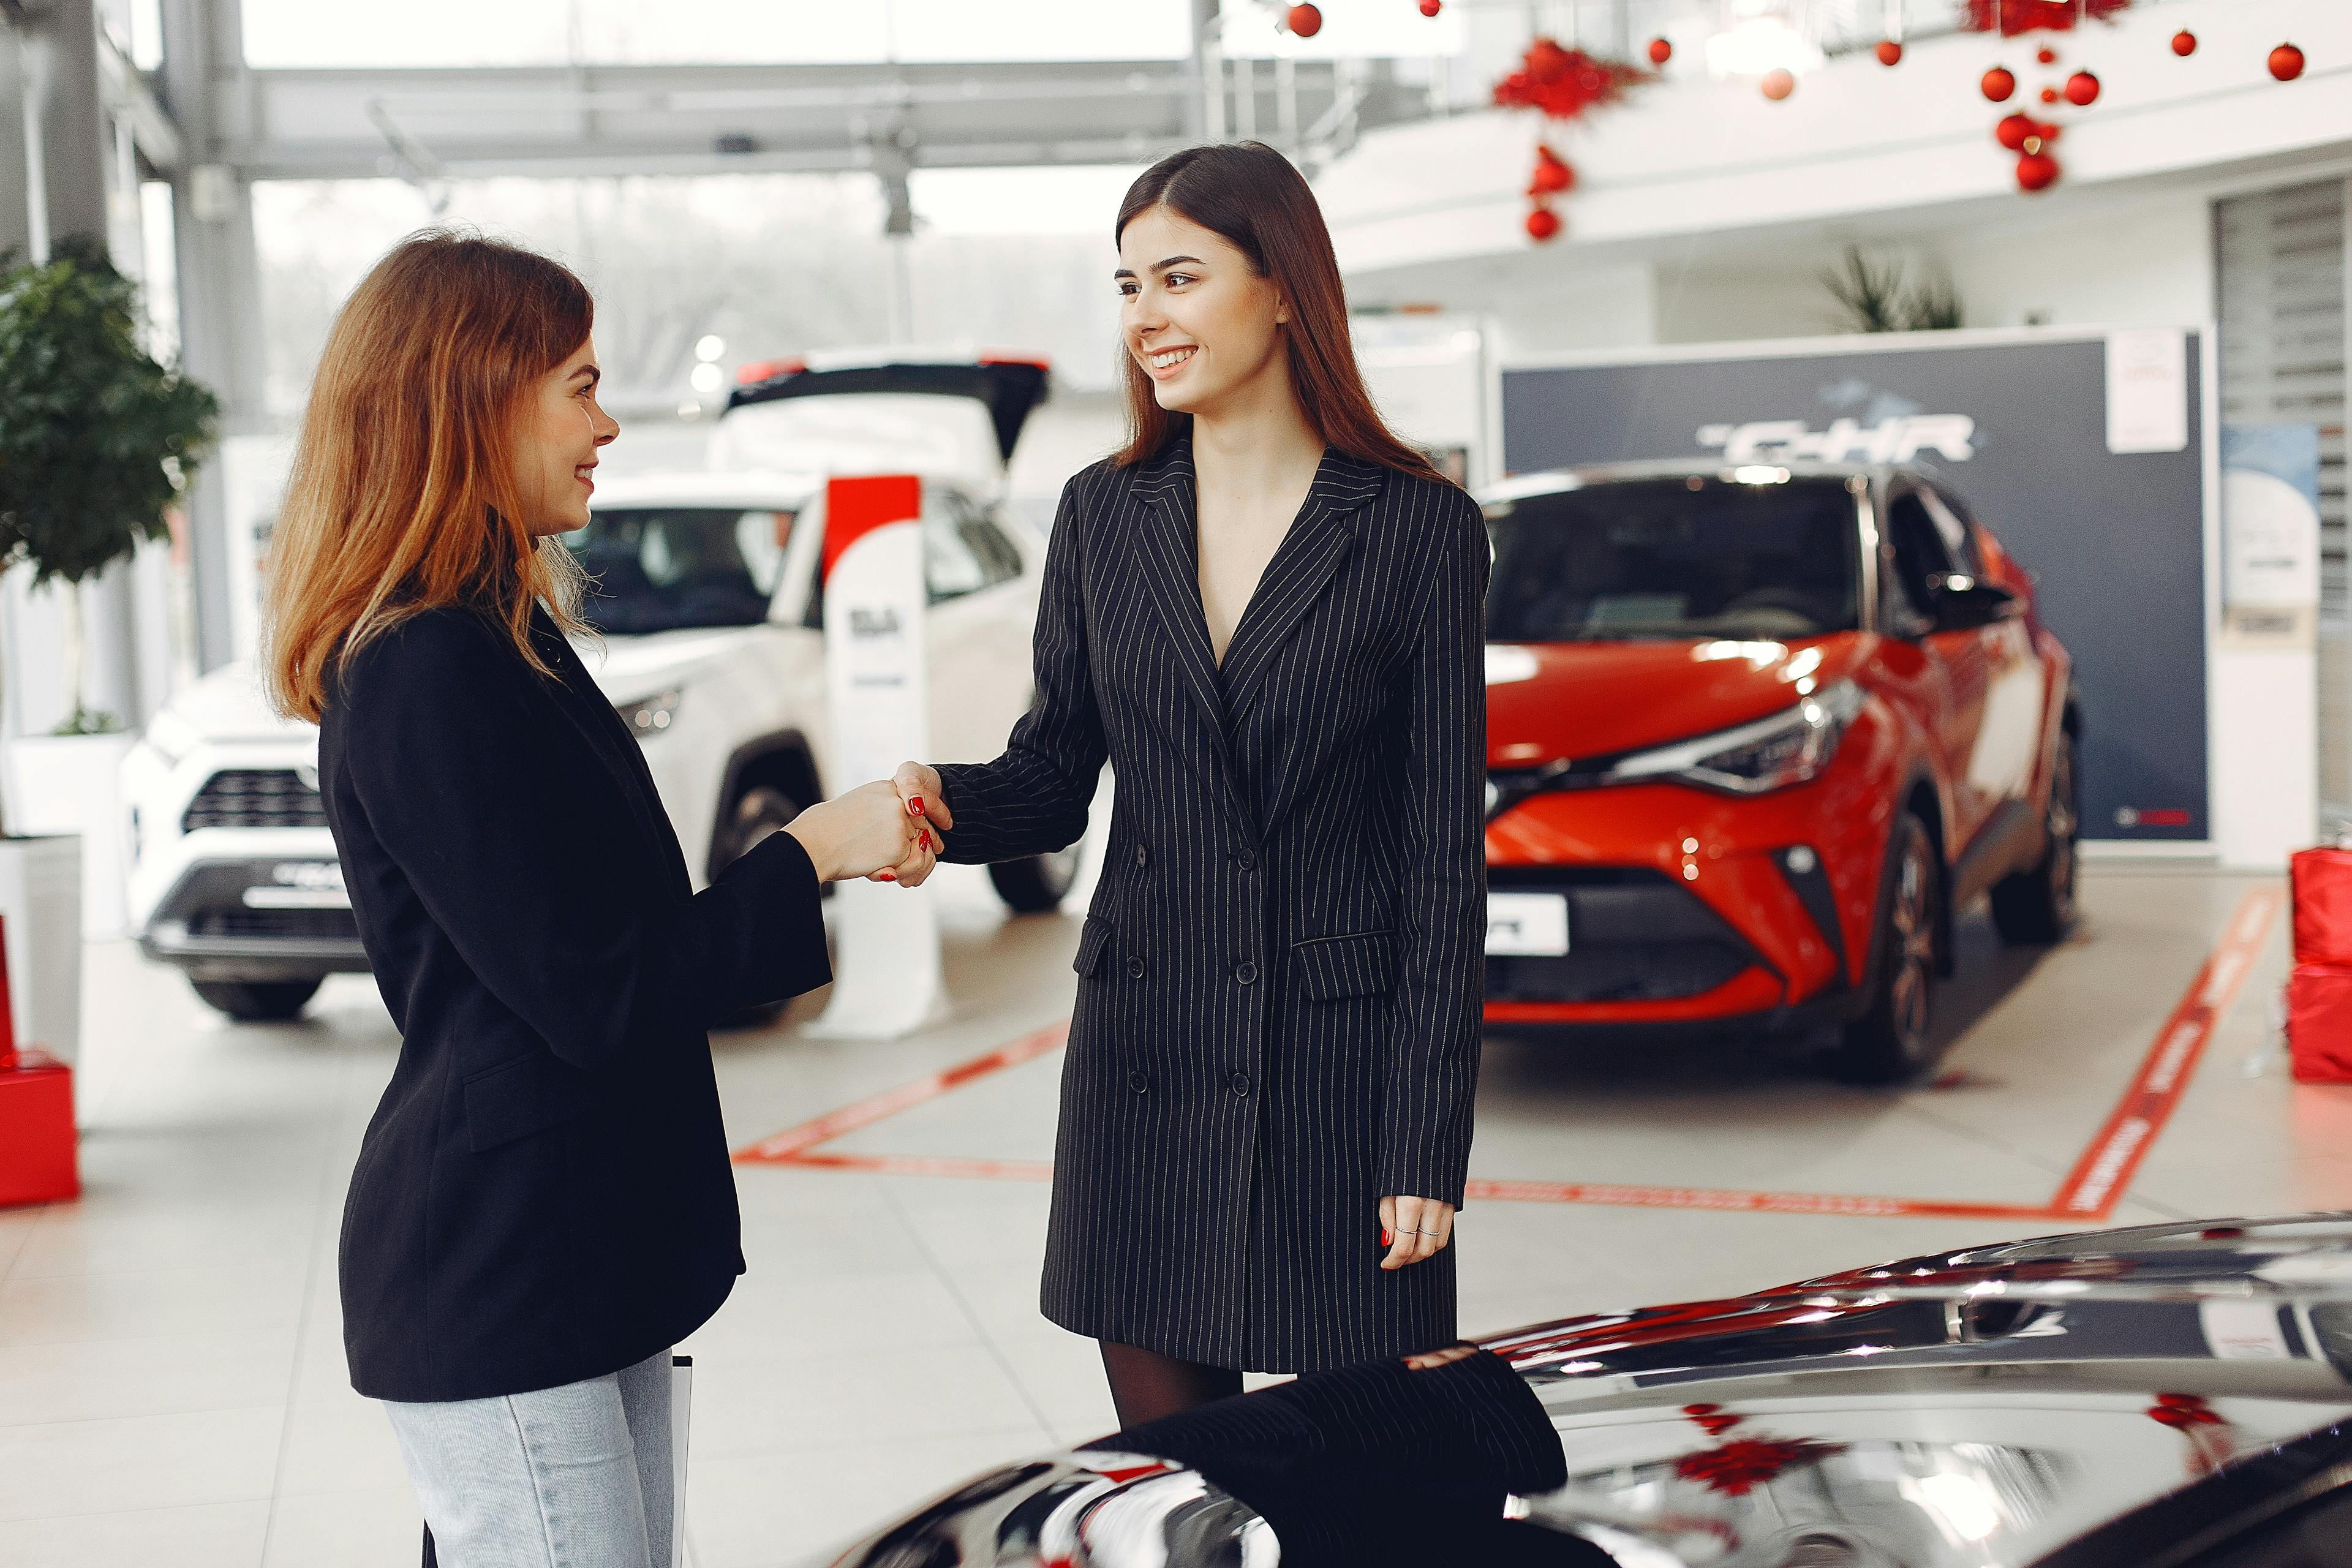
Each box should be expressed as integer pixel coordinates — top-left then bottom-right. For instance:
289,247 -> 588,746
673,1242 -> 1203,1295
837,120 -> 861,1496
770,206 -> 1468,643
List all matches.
0,239 -> 219,1060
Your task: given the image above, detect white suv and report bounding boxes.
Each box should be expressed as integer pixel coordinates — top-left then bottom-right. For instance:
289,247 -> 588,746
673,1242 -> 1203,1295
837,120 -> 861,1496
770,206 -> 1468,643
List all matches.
123,356 -> 1071,1021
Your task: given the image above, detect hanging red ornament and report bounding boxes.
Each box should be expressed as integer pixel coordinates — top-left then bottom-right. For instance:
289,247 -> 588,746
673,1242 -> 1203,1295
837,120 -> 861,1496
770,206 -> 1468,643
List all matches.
1963,0 -> 2131,36
1528,145 -> 1575,194
1981,66 -> 2017,102
2064,70 -> 2100,105
2037,47 -> 2058,65
1525,206 -> 1561,241
1285,3 -> 1322,38
1760,68 -> 1796,101
2171,31 -> 2196,58
1995,111 -> 2037,151
1647,37 -> 1673,66
2037,119 -> 2062,141
1876,40 -> 1904,67
2270,44 -> 2306,83
2016,151 -> 2060,191
2038,85 -> 2060,104
1419,0 -> 1442,15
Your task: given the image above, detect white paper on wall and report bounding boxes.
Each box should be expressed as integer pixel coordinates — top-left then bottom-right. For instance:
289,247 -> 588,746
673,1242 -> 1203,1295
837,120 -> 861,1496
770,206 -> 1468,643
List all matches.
2105,326 -> 2189,454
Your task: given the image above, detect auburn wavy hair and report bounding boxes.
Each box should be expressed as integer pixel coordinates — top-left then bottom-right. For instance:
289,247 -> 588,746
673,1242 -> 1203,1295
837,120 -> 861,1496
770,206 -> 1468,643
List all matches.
263,230 -> 594,722
1113,141 -> 1440,483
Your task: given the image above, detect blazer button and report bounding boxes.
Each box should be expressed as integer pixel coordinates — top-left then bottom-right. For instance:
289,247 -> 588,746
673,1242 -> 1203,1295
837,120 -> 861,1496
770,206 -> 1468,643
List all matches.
1126,954 -> 1147,980
1235,960 -> 1259,986
1228,1070 -> 1253,1097
1134,843 -> 1150,869
1128,1069 -> 1150,1094
1236,849 -> 1257,872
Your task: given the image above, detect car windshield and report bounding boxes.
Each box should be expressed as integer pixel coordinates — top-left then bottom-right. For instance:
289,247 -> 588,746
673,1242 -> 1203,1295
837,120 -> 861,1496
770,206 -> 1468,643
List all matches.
564,507 -> 797,635
1485,476 -> 1860,642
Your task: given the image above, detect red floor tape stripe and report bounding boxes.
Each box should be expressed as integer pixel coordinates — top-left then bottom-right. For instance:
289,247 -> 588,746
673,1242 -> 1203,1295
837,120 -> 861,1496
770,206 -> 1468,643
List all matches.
736,887 -> 2283,1223
2047,885 -> 2282,1219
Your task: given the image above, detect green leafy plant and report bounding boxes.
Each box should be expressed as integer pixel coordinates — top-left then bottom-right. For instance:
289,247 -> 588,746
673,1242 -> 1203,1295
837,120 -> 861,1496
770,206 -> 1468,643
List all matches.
1820,245 -> 1965,334
0,238 -> 219,738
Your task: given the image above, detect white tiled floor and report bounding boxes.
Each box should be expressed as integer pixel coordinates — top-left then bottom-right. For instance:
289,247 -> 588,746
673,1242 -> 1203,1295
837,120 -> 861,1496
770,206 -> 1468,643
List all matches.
2,861 -> 2340,1566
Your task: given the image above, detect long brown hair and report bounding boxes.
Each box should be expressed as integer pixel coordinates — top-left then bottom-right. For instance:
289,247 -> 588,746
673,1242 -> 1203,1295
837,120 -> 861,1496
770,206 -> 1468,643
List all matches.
1112,141 -> 1439,483
263,230 -> 594,722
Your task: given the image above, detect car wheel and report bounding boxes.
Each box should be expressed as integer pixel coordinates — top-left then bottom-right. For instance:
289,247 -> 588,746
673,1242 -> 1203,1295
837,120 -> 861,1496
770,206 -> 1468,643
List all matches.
192,978 -> 322,1023
1990,731 -> 2079,946
718,784 -> 801,872
1823,813 -> 1941,1085
989,844 -> 1082,914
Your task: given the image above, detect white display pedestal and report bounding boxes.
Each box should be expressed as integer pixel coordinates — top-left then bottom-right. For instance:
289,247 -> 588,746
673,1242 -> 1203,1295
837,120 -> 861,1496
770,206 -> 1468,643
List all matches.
8,733 -> 135,938
806,474 -> 948,1041
0,834 -> 82,1065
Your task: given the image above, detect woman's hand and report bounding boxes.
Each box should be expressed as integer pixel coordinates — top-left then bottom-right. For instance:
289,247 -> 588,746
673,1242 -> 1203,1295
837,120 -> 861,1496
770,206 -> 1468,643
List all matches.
1378,1195 -> 1456,1271
889,761 -> 952,832
783,780 -> 926,883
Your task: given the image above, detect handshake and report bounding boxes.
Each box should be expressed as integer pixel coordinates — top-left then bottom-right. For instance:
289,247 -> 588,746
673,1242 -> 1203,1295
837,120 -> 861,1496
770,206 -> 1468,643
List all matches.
781,761 -> 952,888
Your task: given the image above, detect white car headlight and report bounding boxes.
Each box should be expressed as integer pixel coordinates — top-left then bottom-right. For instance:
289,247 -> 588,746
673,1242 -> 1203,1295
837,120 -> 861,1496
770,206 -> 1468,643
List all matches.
1607,679 -> 1867,795
614,688 -> 684,737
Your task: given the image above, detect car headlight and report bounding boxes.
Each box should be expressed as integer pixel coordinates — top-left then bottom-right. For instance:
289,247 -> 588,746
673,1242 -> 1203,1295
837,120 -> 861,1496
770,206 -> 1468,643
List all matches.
1608,679 -> 1867,795
138,707 -> 203,768
614,688 -> 684,737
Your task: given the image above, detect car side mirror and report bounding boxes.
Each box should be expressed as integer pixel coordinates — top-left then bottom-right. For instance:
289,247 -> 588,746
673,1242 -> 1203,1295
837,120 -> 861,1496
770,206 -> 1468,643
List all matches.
1927,573 -> 2020,632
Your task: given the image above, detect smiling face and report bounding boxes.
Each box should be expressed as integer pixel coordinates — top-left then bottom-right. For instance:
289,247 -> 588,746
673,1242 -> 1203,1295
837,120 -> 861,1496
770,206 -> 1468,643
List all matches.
511,336 -> 619,537
1115,205 -> 1292,421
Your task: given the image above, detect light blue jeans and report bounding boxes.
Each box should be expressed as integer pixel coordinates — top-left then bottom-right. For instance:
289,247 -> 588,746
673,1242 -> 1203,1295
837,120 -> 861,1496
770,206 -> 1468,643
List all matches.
382,1348 -> 674,1568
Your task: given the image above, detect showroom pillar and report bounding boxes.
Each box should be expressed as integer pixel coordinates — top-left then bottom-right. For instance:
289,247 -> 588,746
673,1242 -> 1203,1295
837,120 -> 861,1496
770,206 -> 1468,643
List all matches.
157,0 -> 261,675
0,0 -> 155,738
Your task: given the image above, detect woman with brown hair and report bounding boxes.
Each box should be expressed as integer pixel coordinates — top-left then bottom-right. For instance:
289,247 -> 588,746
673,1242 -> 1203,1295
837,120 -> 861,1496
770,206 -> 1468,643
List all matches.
265,230 -> 930,1567
886,141 -> 1488,1427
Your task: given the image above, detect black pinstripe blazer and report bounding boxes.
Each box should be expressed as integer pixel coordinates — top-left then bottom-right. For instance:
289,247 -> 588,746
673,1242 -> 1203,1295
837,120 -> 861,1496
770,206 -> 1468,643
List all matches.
934,435 -> 1488,1372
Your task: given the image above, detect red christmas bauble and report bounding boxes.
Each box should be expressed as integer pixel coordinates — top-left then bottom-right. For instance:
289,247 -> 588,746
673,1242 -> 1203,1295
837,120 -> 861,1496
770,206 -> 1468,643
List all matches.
2065,70 -> 2100,106
1525,206 -> 1561,241
2037,120 -> 2062,142
2270,44 -> 2306,83
2038,85 -> 2060,104
1981,67 -> 2016,102
1995,112 -> 2037,151
2171,31 -> 2198,58
2016,151 -> 2060,192
1529,148 -> 1573,194
1760,68 -> 1796,101
2037,47 -> 2057,66
1876,40 -> 1903,67
1419,0 -> 1442,16
1647,37 -> 1672,66
1286,3 -> 1322,38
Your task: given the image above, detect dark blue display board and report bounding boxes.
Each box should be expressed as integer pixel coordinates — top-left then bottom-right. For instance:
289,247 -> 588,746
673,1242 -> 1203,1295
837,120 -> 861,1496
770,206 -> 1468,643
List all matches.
1499,332 -> 2209,843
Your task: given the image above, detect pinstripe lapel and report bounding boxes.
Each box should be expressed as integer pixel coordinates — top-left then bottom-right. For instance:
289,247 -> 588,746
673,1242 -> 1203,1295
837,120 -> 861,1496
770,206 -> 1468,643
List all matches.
1218,449 -> 1382,725
1129,439 -> 1256,832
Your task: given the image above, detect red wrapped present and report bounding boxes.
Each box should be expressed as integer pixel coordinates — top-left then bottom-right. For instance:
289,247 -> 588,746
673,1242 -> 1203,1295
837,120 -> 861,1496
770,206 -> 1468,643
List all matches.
0,1050 -> 78,1207
2291,848 -> 2352,968
2288,964 -> 2352,1084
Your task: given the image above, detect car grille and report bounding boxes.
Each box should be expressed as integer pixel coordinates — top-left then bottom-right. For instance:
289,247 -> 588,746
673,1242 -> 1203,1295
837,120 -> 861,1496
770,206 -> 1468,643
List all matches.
183,769 -> 326,832
1485,866 -> 1762,1004
186,908 -> 360,943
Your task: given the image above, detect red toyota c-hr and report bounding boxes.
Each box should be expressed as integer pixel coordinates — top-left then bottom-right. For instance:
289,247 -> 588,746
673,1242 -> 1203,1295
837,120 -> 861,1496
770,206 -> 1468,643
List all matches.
1480,461 -> 2079,1082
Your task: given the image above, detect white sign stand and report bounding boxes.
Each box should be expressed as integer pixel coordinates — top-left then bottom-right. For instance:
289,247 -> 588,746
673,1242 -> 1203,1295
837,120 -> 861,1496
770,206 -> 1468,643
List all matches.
808,475 -> 947,1040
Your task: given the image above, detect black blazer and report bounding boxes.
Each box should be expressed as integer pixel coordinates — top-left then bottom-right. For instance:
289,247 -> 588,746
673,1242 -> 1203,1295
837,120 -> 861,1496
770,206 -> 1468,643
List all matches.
318,606 -> 831,1402
935,438 -> 1488,1371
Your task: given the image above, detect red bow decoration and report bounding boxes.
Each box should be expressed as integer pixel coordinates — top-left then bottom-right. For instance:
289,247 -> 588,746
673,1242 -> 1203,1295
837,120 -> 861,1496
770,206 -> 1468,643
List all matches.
1492,37 -> 1648,121
1961,0 -> 2132,35
1673,1404 -> 1847,1496
1675,1436 -> 1849,1496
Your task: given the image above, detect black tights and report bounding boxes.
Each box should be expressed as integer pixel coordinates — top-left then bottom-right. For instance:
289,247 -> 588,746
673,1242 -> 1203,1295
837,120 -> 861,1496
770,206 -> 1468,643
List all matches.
1099,1340 -> 1243,1430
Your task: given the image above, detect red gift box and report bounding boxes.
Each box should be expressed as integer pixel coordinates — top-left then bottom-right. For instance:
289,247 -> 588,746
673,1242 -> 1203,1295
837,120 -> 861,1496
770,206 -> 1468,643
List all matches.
2288,965 -> 2352,1084
2292,848 -> 2352,967
0,1050 -> 78,1207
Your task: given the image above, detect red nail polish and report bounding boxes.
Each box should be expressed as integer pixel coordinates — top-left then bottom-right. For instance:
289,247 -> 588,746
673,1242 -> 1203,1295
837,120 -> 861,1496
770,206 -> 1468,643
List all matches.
877,871 -> 895,882
910,796 -> 926,816
1381,1228 -> 1392,1246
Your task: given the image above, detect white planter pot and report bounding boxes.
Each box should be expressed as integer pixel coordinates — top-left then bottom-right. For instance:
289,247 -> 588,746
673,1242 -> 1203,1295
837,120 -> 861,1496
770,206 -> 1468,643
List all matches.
0,834 -> 81,1066
7,733 -> 136,940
